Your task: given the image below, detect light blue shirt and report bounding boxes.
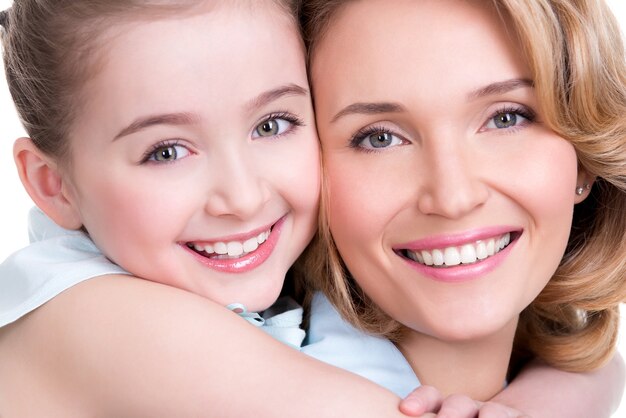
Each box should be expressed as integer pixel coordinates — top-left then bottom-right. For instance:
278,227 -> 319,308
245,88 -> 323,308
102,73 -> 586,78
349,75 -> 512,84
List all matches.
303,292 -> 420,397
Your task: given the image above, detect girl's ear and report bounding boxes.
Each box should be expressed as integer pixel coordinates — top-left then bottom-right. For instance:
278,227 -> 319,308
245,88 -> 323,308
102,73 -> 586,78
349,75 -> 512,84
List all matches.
574,166 -> 596,204
13,137 -> 83,230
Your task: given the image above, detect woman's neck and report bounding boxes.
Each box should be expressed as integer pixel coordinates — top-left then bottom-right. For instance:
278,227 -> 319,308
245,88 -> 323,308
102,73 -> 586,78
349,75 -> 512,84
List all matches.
396,317 -> 518,401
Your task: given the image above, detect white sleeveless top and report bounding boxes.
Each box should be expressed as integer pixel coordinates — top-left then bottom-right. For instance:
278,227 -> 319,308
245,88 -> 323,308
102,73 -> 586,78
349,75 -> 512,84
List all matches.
0,207 -> 129,327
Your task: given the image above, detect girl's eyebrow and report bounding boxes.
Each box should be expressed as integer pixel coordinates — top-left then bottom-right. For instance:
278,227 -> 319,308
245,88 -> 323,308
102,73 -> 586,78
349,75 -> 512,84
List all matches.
113,112 -> 200,140
245,83 -> 309,112
331,102 -> 406,123
466,78 -> 533,101
113,84 -> 308,141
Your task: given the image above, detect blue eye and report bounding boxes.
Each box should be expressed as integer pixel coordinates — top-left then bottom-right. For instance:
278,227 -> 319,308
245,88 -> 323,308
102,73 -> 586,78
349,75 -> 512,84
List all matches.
491,112 -> 519,128
143,141 -> 190,164
484,106 -> 535,131
252,113 -> 304,139
350,127 -> 405,151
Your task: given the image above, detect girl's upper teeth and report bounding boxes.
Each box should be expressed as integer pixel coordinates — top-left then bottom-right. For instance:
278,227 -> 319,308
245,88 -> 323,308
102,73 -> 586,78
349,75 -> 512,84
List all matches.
190,230 -> 270,258
406,232 -> 511,267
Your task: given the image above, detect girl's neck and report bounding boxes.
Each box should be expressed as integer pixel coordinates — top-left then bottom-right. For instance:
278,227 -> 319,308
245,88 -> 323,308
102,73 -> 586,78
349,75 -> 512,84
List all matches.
396,317 -> 518,401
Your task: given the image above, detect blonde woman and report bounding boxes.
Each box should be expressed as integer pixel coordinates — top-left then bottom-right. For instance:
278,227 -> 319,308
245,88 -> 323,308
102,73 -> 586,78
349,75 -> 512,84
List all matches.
300,0 -> 626,415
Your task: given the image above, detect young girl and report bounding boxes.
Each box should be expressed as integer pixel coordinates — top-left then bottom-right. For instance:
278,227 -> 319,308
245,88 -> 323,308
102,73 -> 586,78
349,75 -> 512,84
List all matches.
0,0 -> 622,416
300,0 -> 626,413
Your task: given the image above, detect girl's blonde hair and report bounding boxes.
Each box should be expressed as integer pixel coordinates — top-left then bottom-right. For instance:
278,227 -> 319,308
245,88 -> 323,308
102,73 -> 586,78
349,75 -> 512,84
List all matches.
301,0 -> 626,372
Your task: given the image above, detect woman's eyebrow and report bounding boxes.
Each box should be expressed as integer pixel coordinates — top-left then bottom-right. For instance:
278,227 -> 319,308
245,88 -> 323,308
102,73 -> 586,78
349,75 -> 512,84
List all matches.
466,78 -> 533,101
114,112 -> 200,140
328,79 -> 532,124
245,83 -> 309,112
331,102 -> 406,123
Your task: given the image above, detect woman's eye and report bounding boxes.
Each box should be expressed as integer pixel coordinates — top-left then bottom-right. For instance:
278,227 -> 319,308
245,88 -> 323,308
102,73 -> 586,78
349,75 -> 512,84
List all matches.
148,144 -> 190,163
356,131 -> 403,150
253,118 -> 291,138
484,109 -> 533,131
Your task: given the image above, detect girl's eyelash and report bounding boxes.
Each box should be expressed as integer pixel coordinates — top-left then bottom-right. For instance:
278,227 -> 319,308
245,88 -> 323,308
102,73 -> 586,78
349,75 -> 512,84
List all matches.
259,111 -> 305,129
138,112 -> 304,164
140,139 -> 182,164
348,125 -> 395,150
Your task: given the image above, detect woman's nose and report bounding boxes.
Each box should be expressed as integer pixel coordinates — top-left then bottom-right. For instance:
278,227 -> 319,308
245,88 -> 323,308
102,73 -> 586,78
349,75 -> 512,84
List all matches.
416,138 -> 488,219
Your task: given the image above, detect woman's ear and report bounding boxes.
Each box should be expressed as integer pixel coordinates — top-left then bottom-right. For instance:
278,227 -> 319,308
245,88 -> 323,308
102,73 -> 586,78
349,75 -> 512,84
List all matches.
574,166 -> 596,204
13,137 -> 83,230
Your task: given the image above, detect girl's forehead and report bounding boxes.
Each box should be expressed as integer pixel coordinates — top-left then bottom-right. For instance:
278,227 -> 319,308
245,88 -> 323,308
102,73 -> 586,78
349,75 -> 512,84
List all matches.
71,2 -> 307,143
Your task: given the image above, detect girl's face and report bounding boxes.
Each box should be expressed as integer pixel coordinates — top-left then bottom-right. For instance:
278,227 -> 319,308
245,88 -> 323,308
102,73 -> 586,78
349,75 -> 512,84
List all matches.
313,0 -> 587,341
63,3 -> 319,311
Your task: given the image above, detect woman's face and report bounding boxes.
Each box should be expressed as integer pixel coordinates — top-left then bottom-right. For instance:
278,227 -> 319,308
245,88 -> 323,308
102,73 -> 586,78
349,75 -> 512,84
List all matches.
313,0 -> 587,341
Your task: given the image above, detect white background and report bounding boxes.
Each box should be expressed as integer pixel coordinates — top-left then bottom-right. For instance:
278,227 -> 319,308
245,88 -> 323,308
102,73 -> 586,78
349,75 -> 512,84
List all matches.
0,0 -> 625,413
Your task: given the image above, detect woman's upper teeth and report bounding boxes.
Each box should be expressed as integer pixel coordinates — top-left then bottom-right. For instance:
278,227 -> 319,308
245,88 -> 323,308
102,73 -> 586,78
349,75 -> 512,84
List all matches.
406,232 -> 511,267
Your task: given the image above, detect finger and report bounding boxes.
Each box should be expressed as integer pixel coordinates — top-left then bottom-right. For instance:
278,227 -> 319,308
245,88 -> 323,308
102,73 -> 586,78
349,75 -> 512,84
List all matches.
479,402 -> 531,418
436,394 -> 480,418
399,385 -> 444,416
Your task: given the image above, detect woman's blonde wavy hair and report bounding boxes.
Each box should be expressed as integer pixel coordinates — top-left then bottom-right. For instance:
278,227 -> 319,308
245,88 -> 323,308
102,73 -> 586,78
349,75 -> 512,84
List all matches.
300,0 -> 626,373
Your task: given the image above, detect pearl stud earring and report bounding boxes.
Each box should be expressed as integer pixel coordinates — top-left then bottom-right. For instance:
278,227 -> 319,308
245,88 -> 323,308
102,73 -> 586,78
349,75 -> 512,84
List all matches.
576,183 -> 591,196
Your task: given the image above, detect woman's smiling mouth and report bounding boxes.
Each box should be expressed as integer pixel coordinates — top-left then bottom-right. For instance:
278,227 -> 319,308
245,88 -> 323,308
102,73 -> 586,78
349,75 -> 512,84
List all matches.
398,232 -> 514,267
393,228 -> 521,282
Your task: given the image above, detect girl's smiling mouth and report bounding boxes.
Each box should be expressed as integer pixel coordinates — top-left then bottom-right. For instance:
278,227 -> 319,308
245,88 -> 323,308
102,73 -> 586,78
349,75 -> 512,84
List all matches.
182,216 -> 286,273
187,228 -> 272,259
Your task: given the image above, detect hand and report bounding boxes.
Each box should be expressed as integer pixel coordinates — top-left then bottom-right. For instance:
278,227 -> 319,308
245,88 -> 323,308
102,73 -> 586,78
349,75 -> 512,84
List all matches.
399,385 -> 531,417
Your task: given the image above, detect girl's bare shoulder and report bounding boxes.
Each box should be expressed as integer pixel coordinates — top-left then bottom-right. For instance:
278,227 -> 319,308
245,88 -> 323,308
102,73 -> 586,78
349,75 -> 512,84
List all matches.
0,275 -> 268,415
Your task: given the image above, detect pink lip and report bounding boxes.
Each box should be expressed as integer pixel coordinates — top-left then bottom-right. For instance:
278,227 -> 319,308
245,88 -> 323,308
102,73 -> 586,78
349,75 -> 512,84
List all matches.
192,219 -> 278,245
396,226 -> 519,251
396,227 -> 521,283
182,216 -> 286,273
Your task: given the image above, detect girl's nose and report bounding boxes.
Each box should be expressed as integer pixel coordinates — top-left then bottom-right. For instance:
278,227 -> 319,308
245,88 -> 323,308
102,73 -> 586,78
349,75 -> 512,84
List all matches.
203,151 -> 270,220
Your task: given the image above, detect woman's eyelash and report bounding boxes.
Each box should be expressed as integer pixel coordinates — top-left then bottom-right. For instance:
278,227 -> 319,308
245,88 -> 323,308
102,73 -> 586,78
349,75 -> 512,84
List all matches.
347,105 -> 536,151
488,105 -> 536,124
348,125 -> 395,149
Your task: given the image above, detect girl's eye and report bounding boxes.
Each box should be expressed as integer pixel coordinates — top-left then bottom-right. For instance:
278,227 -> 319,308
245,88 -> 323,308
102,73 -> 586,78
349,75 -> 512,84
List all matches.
483,106 -> 535,131
351,128 -> 404,151
255,119 -> 282,137
252,114 -> 303,139
144,142 -> 190,163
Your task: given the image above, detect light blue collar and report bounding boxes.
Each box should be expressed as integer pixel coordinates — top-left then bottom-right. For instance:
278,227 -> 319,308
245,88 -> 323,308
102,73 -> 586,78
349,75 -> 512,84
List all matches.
227,297 -> 305,349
